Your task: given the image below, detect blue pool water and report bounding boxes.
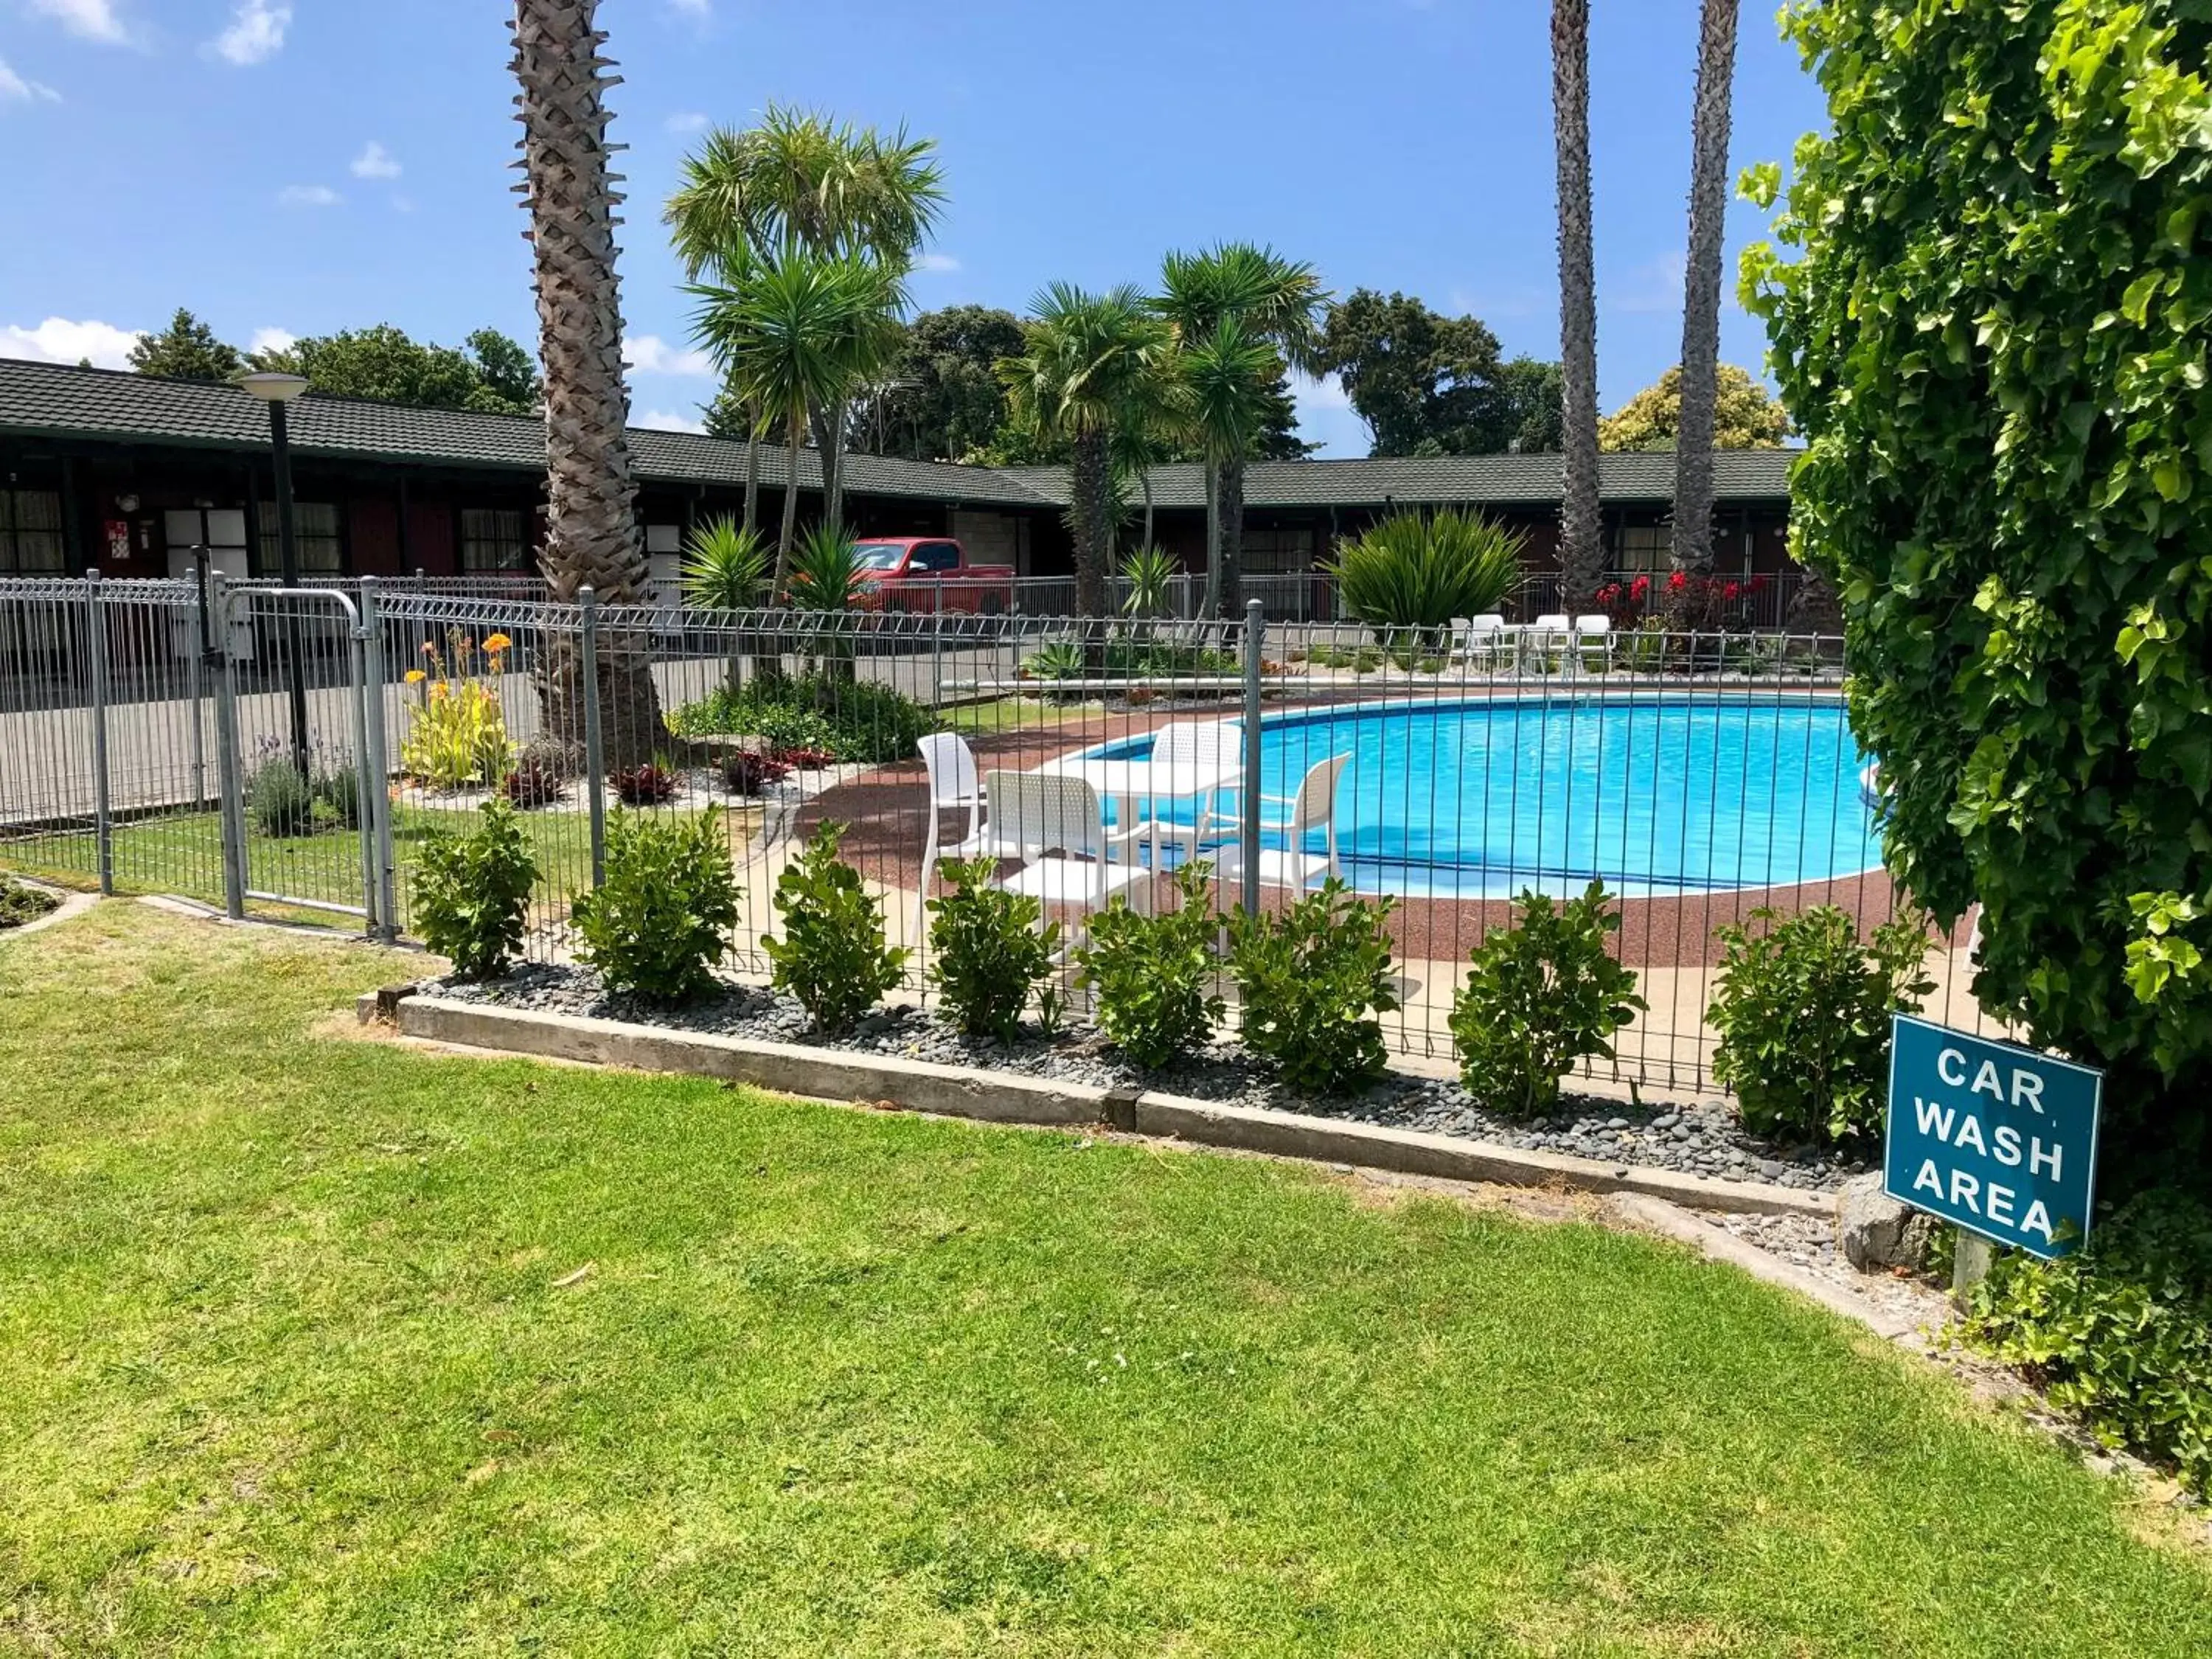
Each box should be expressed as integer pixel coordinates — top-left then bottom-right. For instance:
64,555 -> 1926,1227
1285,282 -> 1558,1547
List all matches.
1091,697 -> 1883,900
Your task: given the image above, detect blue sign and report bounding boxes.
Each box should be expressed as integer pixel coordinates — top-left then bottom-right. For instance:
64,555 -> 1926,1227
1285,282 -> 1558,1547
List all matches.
1885,1015 -> 2102,1261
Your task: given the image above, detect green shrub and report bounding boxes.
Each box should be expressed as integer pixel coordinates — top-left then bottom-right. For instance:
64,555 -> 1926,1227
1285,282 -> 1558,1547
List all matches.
571,808 -> 741,1003
1327,509 -> 1525,644
411,796 -> 539,980
245,757 -> 316,839
764,822 -> 908,1032
1450,882 -> 1646,1117
1962,1188 -> 2212,1499
1021,640 -> 1087,682
1744,0 -> 2212,1172
927,856 -> 1060,1040
1074,863 -> 1225,1068
667,673 -> 934,765
1706,905 -> 1936,1147
1228,880 -> 1401,1096
0,876 -> 60,931
316,761 -> 363,832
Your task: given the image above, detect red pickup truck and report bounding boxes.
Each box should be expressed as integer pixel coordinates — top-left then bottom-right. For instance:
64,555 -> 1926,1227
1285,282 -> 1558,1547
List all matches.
849,537 -> 1016,614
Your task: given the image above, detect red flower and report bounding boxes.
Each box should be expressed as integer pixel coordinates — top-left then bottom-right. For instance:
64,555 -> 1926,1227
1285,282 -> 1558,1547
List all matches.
1631,575 -> 1651,599
1723,581 -> 1742,600
1668,570 -> 1688,592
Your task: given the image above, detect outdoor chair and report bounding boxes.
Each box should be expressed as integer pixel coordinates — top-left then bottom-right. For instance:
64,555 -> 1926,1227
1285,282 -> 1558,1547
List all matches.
1212,751 -> 1352,894
1571,613 -> 1615,671
1525,612 -> 1572,673
1455,613 -> 1511,671
981,770 -> 1152,942
1146,717 -> 1242,853
914,731 -> 1012,939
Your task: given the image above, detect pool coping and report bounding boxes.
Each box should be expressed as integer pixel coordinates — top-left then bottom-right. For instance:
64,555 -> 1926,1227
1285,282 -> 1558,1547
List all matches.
363,987 -> 1834,1222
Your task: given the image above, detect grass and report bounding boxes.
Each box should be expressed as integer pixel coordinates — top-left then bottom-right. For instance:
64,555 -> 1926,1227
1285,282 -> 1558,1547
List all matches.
2,906 -> 2209,1655
1,799 -> 761,930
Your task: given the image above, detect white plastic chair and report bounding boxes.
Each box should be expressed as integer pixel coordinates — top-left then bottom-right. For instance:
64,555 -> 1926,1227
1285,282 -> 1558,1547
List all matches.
1571,613 -> 1615,670
1148,718 -> 1242,851
982,771 -> 1152,937
1213,751 -> 1352,894
1458,612 -> 1509,670
914,732 -> 1005,938
1523,612 -> 1572,674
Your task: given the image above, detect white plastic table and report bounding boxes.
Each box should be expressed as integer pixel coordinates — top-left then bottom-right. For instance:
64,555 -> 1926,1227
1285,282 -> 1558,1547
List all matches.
1036,752 -> 1244,868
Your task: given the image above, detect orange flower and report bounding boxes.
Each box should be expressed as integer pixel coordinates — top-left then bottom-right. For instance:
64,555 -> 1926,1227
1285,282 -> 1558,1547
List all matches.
404,668 -> 427,684
420,641 -> 437,655
483,632 -> 512,654
429,681 -> 450,700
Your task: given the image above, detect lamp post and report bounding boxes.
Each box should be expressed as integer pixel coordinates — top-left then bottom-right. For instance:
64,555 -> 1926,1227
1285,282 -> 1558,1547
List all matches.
238,371 -> 313,773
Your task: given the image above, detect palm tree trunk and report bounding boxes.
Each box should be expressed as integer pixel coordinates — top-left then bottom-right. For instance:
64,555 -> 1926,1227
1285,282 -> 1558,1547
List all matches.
1552,0 -> 1606,608
1671,0 -> 1741,580
509,0 -> 664,770
1071,428 -> 1110,622
1200,458 -> 1222,619
810,403 -> 848,530
1219,453 -> 1247,619
1141,467 -> 1155,551
776,411 -> 804,585
742,408 -> 761,533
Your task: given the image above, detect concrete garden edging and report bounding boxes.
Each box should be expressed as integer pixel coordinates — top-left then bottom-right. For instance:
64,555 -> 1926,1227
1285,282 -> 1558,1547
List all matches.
0,882 -> 100,942
366,988 -> 1832,1220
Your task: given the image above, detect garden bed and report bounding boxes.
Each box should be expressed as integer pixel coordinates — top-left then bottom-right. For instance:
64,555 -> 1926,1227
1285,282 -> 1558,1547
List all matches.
433,961 -> 1874,1194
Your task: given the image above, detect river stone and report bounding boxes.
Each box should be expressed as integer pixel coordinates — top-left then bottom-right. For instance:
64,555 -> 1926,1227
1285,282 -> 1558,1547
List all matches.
1836,1174 -> 1935,1272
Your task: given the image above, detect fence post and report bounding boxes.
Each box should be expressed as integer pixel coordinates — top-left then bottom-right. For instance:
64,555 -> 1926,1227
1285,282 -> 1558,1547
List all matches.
187,554 -> 209,809
83,571 -> 114,896
580,586 -> 606,887
212,578 -> 248,919
357,577 -> 399,941
1240,597 -> 1265,917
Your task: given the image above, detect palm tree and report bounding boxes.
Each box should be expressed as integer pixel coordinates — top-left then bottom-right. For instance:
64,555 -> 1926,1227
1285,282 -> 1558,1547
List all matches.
681,516 -> 770,693
1553,0 -> 1607,607
687,250 -> 904,587
1180,317 -> 1279,621
1153,244 -> 1328,617
998,283 -> 1175,622
508,0 -> 663,768
1671,0 -> 1742,581
666,107 -> 942,533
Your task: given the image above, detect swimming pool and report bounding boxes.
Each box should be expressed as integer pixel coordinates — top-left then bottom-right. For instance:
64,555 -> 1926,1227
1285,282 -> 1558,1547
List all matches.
1090,695 -> 1885,900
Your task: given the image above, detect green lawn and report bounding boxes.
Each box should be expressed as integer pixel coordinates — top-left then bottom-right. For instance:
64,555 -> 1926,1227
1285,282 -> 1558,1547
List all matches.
1,906 -> 2207,1655
2,799 -> 757,929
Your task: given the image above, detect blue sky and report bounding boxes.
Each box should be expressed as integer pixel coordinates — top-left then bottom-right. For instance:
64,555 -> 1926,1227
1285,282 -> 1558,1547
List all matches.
0,0 -> 1827,456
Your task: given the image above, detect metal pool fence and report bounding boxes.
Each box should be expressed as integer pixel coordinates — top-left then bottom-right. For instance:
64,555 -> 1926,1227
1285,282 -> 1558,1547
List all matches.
0,575 -> 1997,1093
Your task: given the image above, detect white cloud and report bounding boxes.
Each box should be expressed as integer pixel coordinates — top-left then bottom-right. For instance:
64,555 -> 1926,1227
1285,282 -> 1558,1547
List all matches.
0,58 -> 61,103
1289,372 -> 1366,459
276,183 -> 340,208
667,0 -> 711,15
0,316 -> 142,370
914,252 -> 961,274
26,0 -> 128,44
349,140 -> 400,180
623,334 -> 714,377
664,111 -> 709,135
636,408 -> 706,434
208,0 -> 291,66
248,326 -> 296,356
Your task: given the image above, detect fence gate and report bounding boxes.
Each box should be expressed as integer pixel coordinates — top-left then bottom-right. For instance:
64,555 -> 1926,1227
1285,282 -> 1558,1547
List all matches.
216,584 -> 392,933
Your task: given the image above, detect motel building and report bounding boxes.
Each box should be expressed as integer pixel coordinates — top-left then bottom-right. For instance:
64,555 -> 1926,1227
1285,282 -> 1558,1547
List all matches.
0,357 -> 1801,613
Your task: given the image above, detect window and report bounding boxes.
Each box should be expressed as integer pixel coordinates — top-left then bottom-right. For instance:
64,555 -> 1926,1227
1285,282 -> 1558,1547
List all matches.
851,541 -> 909,571
0,490 -> 66,574
1611,524 -> 1670,574
910,542 -> 960,572
257,501 -> 344,574
460,507 -> 530,573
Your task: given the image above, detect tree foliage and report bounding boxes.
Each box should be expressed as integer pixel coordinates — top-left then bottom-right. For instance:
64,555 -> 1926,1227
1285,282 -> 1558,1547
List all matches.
1598,363 -> 1787,452
249,324 -> 539,413
128,308 -> 243,383
1318,289 -> 1557,456
852,304 -> 1024,460
1743,0 -> 2212,1180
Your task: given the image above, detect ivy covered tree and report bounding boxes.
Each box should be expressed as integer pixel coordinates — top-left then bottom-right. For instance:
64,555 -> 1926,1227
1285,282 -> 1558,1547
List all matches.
127,308 -> 243,383
1745,0 -> 2212,1183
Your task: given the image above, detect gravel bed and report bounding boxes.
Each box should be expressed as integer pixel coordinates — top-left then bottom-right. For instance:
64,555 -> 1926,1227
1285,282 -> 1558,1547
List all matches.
1700,1208 -> 1952,1332
434,963 -> 1872,1194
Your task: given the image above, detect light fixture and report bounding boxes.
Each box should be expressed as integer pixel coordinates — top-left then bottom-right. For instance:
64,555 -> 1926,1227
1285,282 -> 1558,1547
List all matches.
115,493 -> 140,515
236,371 -> 310,403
